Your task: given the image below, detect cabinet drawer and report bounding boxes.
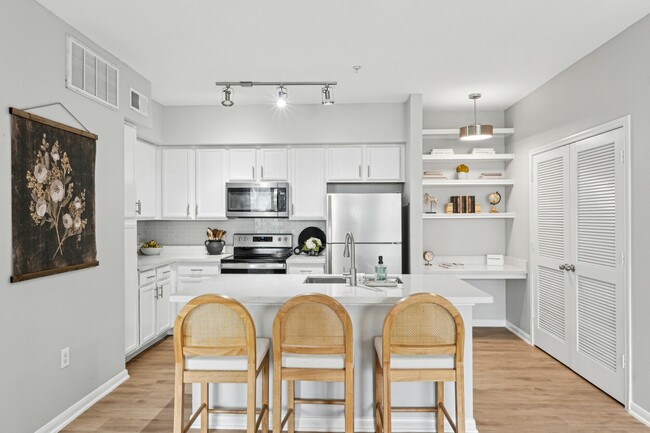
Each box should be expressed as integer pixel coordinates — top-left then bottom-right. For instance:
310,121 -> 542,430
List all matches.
176,264 -> 221,277
138,269 -> 157,286
287,265 -> 326,275
156,265 -> 172,281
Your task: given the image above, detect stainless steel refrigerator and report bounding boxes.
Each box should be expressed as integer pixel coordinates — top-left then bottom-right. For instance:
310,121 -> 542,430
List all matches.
327,193 -> 402,275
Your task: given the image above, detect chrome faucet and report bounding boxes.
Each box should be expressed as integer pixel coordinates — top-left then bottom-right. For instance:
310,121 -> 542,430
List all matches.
343,232 -> 357,286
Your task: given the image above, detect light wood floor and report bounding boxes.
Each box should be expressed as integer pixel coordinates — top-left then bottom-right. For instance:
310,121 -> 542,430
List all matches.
62,328 -> 649,433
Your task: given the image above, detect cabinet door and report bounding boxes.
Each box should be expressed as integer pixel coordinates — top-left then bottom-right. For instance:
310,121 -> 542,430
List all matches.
139,283 -> 157,345
195,149 -> 227,219
124,124 -> 137,219
124,221 -> 139,355
135,140 -> 157,218
229,148 -> 256,181
291,148 -> 326,219
161,148 -> 193,218
328,147 -> 363,181
258,148 -> 288,181
366,145 -> 402,181
156,280 -> 171,334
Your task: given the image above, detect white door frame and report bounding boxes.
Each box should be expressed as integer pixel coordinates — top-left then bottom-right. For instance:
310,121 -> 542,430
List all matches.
528,115 -> 631,408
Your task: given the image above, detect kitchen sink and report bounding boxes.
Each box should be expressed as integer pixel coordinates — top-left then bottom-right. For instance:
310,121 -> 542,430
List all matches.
303,276 -> 349,284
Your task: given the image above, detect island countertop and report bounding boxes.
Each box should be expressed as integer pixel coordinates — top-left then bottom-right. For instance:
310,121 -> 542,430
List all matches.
169,273 -> 493,306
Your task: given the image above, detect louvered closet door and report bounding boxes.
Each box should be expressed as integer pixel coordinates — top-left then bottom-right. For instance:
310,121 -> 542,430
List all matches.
532,146 -> 572,365
569,128 -> 625,402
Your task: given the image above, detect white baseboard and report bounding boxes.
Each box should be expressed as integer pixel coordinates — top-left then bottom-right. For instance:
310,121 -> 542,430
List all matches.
207,414 -> 478,432
505,320 -> 532,345
35,369 -> 129,433
630,401 -> 650,427
473,319 -> 506,327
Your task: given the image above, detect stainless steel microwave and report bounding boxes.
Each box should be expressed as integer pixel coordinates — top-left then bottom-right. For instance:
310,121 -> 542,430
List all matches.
225,182 -> 290,218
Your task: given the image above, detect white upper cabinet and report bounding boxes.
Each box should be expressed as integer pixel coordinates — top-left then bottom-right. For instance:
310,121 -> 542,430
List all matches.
328,145 -> 403,182
328,147 -> 364,181
290,147 -> 326,220
134,140 -> 157,218
366,145 -> 402,181
161,148 -> 194,218
258,148 -> 288,181
228,148 -> 288,182
195,149 -> 227,219
228,148 -> 257,181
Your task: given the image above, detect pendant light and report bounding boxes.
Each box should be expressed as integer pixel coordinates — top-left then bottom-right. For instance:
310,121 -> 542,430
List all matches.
221,86 -> 234,107
459,93 -> 493,141
321,85 -> 334,105
276,85 -> 288,108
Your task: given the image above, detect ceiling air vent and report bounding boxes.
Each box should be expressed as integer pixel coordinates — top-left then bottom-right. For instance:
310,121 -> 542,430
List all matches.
66,35 -> 119,109
129,87 -> 149,117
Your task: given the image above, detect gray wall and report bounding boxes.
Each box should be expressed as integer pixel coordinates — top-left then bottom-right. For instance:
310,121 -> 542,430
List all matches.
505,14 -> 650,410
0,1 -> 153,431
162,103 -> 406,145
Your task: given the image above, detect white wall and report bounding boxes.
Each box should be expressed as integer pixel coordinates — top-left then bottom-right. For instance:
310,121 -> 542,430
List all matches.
162,103 -> 406,145
505,14 -> 650,411
0,1 -> 153,431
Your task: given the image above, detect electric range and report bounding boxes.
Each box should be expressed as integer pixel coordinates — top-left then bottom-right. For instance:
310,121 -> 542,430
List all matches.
220,233 -> 293,274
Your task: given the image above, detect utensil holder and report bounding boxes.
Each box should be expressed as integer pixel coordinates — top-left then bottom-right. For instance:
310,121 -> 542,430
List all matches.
205,240 -> 225,255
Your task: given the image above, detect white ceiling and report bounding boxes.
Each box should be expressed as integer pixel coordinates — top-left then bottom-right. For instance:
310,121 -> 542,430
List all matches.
36,0 -> 650,110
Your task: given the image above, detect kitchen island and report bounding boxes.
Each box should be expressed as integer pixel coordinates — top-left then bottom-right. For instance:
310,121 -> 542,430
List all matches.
170,274 -> 492,432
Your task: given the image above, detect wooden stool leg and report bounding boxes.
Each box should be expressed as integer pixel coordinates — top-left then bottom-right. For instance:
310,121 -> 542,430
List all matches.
247,369 -> 256,433
287,380 -> 295,433
262,355 -> 270,433
273,365 -> 282,433
383,368 -> 391,433
345,366 -> 354,433
456,363 -> 466,433
374,356 -> 382,433
201,383 -> 208,433
436,381 -> 444,433
173,366 -> 184,433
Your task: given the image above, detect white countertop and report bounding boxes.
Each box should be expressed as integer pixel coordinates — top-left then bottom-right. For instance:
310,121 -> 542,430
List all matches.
170,273 -> 493,306
422,256 -> 527,280
286,254 -> 326,264
137,246 -> 232,271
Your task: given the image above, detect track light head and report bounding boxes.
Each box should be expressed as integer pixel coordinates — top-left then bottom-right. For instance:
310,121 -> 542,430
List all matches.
321,85 -> 334,105
276,85 -> 288,108
221,86 -> 234,107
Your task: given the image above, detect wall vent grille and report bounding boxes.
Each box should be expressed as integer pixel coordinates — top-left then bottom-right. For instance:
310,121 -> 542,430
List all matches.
66,35 -> 119,109
129,88 -> 149,117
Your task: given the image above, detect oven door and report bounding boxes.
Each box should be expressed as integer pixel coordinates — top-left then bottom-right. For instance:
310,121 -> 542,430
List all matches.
220,262 -> 287,274
226,183 -> 289,218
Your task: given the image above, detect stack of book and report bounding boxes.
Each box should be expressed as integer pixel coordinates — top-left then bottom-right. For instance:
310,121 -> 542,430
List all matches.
480,172 -> 504,179
471,148 -> 496,155
447,195 -> 476,213
423,170 -> 447,180
430,148 -> 454,155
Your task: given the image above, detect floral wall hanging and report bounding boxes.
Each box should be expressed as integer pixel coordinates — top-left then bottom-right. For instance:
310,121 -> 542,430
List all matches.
10,108 -> 98,282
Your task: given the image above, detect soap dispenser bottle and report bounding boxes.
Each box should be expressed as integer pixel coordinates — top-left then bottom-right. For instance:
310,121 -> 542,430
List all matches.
375,256 -> 387,281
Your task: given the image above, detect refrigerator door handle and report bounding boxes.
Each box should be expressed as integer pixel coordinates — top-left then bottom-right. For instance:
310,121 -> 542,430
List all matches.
327,195 -> 333,241
327,246 -> 332,274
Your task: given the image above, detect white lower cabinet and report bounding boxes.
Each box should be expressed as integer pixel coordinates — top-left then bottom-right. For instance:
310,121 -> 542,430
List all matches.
287,263 -> 326,275
137,265 -> 173,349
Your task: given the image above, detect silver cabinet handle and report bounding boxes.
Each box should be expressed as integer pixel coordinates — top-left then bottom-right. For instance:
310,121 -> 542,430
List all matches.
358,165 -> 361,178
291,203 -> 295,216
163,270 -> 171,275
186,204 -> 190,217
195,204 -> 198,217
368,165 -> 371,178
559,264 -> 566,270
261,166 -> 264,179
147,275 -> 155,279
299,269 -> 312,274
154,286 -> 159,300
136,200 -> 141,215
252,166 -> 255,179
160,285 -> 164,298
190,268 -> 203,272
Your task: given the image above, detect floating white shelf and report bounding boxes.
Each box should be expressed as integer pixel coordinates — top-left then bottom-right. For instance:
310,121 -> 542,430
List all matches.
423,153 -> 515,162
422,128 -> 514,138
422,179 -> 515,186
422,212 -> 515,219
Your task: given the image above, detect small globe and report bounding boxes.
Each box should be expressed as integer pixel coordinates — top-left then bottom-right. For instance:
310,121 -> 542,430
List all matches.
488,191 -> 501,206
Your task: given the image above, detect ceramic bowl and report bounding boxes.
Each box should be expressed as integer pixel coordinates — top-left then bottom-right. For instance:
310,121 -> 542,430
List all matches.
140,247 -> 162,256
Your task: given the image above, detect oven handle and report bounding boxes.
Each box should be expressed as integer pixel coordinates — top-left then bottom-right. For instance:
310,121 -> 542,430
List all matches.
220,262 -> 287,270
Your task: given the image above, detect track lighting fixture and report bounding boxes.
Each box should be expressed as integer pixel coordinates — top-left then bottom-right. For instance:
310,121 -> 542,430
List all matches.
221,86 -> 234,107
321,85 -> 334,105
276,85 -> 288,108
215,81 -> 337,107
459,93 -> 493,141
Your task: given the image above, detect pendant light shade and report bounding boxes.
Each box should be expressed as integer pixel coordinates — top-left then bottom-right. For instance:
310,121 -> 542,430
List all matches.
221,86 -> 234,107
459,93 -> 493,141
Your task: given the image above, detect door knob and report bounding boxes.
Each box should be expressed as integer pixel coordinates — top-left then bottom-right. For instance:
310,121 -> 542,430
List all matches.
566,264 -> 575,272
559,264 -> 566,270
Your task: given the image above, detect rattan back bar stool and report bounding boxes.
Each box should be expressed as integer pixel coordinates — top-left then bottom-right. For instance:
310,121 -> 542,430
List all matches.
272,293 -> 354,433
374,292 -> 465,433
173,294 -> 270,433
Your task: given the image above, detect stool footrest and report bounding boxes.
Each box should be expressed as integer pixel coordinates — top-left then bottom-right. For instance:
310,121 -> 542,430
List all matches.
392,406 -> 438,413
207,407 -> 265,414
294,397 -> 345,405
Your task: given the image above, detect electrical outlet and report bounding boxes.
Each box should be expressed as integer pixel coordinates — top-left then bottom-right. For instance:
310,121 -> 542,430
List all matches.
61,347 -> 70,369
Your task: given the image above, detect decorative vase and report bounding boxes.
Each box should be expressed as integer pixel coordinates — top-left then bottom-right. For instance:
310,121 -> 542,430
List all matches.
205,239 -> 225,255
